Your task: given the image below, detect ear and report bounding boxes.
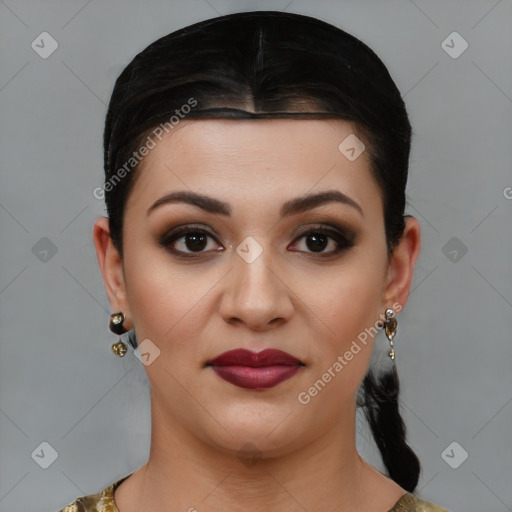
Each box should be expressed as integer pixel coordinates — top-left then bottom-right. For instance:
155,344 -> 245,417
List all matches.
381,215 -> 421,312
93,217 -> 132,330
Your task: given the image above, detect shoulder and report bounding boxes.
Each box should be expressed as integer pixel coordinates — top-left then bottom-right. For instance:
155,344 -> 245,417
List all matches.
57,474 -> 132,512
389,492 -> 451,512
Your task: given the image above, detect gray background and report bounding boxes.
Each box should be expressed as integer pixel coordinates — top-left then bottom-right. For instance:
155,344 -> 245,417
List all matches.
0,0 -> 511,511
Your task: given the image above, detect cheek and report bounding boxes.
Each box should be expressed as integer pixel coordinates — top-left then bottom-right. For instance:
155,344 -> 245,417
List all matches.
310,263 -> 384,346
298,258 -> 384,396
123,246 -> 213,361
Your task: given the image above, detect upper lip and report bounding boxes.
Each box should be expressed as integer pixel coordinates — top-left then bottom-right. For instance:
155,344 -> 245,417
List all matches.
207,348 -> 304,367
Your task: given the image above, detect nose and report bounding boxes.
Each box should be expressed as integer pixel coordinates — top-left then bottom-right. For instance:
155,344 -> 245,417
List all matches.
219,246 -> 294,332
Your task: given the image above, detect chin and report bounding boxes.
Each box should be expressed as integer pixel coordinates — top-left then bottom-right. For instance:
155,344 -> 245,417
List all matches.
201,409 -> 305,459
214,433 -> 300,463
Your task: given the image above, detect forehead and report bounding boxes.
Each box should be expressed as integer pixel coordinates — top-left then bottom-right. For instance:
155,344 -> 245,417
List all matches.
127,118 -> 380,215
145,117 -> 359,164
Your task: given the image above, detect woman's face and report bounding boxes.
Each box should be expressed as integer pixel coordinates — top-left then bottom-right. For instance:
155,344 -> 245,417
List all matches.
98,118 -> 415,457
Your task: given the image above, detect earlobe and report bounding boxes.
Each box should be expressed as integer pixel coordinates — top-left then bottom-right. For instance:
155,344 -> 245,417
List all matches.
92,217 -> 130,319
382,216 -> 421,310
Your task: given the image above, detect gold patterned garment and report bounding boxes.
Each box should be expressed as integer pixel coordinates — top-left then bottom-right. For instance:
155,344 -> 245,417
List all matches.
58,473 -> 450,511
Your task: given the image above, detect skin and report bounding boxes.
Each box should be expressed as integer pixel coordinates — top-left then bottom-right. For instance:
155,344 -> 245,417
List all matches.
93,118 -> 421,512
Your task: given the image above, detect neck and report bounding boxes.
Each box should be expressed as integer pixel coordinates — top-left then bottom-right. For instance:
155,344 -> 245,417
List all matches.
116,393 -> 399,512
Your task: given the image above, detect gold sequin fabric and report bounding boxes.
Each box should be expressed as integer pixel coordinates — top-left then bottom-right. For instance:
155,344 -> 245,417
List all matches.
58,474 -> 131,512
58,473 -> 450,511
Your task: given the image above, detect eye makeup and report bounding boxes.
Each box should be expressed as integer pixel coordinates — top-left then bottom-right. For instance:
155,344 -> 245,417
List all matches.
156,220 -> 357,260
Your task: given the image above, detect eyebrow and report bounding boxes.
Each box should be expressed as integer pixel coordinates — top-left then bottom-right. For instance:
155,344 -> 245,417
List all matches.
147,189 -> 364,218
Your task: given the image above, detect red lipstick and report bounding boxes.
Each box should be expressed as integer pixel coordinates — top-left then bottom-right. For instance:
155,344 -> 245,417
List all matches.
207,349 -> 304,390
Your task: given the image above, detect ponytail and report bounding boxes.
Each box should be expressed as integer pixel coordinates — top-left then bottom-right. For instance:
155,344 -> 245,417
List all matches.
360,365 -> 421,492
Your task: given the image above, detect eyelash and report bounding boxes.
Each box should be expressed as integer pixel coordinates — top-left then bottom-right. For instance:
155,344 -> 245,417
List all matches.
158,223 -> 355,259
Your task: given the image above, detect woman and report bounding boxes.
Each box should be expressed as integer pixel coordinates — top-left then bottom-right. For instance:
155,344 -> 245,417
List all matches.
59,10 -> 449,512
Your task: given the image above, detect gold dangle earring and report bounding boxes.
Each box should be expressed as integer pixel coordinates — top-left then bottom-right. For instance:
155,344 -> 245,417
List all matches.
110,311 -> 128,357
383,308 -> 398,361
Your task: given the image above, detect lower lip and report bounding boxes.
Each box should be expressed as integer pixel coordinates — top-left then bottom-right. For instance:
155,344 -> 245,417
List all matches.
210,365 -> 302,390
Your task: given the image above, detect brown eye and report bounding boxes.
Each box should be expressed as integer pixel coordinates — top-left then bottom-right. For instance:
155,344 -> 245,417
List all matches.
181,232 -> 208,251
304,232 -> 330,252
158,225 -> 223,257
290,226 -> 354,256
158,223 -> 354,259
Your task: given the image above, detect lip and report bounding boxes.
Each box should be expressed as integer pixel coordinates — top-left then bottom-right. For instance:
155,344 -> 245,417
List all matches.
207,349 -> 304,390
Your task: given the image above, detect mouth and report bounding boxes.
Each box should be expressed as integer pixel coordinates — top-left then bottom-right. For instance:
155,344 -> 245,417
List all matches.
206,348 -> 305,390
